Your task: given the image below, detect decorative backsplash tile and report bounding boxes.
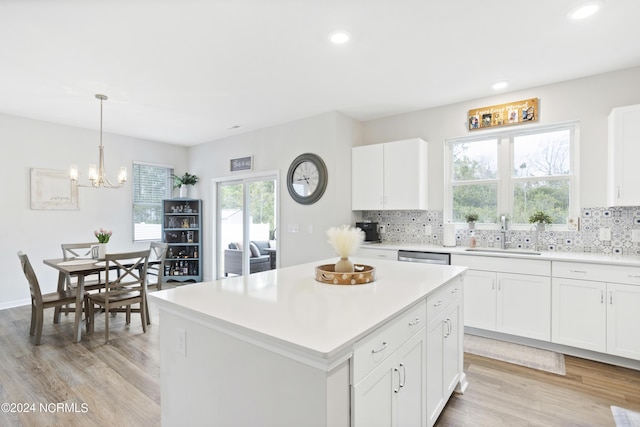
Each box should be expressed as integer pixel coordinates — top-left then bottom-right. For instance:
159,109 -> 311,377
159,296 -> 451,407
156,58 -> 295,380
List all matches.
362,206 -> 640,255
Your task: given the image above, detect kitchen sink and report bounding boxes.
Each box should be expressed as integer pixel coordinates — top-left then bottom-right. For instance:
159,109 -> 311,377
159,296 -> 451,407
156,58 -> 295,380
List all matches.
465,248 -> 541,255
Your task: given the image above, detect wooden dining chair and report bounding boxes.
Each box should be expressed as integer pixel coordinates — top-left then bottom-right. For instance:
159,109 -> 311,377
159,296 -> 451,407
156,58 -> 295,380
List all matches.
86,249 -> 150,344
147,242 -> 168,292
61,242 -> 105,291
17,251 -> 85,345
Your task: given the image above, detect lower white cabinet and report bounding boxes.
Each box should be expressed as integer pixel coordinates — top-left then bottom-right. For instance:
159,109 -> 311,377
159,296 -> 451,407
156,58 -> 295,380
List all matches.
552,262 -> 640,360
351,277 -> 465,427
358,247 -> 398,261
452,255 -> 551,341
352,331 -> 426,427
426,292 -> 461,426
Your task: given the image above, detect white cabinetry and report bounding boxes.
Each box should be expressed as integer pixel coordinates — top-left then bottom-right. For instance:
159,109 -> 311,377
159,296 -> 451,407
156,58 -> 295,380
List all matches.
426,279 -> 463,427
352,332 -> 426,427
451,255 -> 551,341
608,104 -> 640,206
352,139 -> 428,210
552,262 -> 640,360
358,247 -> 398,261
352,301 -> 427,427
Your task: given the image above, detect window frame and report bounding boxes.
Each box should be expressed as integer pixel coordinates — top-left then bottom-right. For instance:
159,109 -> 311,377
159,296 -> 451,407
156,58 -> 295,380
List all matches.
132,161 -> 174,242
444,121 -> 580,230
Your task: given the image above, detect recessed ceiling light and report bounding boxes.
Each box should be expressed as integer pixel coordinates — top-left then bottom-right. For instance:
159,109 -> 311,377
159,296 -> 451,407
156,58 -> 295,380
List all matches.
329,30 -> 350,44
568,0 -> 603,20
491,81 -> 510,90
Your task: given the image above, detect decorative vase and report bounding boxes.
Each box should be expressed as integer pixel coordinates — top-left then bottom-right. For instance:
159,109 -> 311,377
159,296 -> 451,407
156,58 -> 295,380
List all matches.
468,222 -> 475,230
536,223 -> 546,232
335,257 -> 354,273
92,243 -> 107,260
179,185 -> 187,198
98,243 -> 107,260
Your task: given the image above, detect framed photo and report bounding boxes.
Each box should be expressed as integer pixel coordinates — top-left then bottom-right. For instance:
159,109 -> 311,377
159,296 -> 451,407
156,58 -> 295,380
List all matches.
230,156 -> 253,172
30,168 -> 79,210
468,98 -> 538,131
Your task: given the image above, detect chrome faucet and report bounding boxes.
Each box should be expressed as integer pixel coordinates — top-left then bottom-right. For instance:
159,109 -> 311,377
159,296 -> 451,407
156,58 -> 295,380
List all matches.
500,215 -> 508,249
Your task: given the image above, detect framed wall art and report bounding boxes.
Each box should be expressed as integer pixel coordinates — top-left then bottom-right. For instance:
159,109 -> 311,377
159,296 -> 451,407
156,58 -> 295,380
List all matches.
468,98 -> 539,131
30,168 -> 79,210
230,156 -> 253,172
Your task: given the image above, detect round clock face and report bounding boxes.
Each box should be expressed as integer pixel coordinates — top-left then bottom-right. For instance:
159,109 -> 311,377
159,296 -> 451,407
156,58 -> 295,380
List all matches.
287,153 -> 327,205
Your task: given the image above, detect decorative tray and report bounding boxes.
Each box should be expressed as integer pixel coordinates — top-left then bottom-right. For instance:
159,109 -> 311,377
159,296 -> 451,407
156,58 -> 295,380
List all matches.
315,264 -> 376,285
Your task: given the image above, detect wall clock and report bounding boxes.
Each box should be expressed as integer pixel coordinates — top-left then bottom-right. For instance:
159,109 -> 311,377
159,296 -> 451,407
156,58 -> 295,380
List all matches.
286,153 -> 328,205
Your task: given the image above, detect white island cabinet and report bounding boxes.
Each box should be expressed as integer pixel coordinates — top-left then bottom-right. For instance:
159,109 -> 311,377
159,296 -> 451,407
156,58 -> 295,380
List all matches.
149,258 -> 467,427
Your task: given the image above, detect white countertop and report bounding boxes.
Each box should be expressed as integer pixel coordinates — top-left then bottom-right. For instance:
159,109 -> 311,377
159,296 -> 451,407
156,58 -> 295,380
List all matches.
362,243 -> 640,267
149,258 -> 466,363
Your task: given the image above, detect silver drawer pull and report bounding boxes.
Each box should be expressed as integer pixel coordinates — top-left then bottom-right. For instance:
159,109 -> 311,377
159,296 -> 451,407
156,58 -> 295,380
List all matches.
451,288 -> 459,294
371,341 -> 388,354
628,274 -> 640,279
570,269 -> 587,274
433,300 -> 443,307
408,317 -> 420,326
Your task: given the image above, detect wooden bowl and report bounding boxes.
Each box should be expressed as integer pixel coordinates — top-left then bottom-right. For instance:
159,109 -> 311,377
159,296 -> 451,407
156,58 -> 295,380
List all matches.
315,264 -> 376,285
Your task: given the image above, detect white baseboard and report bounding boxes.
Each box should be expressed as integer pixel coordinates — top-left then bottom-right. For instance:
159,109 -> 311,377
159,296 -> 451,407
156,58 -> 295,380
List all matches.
0,298 -> 30,311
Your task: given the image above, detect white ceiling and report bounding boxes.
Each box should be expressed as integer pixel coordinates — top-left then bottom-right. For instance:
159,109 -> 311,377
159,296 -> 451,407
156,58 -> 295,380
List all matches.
1,0 -> 639,146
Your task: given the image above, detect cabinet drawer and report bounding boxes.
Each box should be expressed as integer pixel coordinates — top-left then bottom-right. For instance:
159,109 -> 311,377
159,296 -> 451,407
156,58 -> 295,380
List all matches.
553,261 -> 640,285
427,279 -> 462,324
358,247 -> 398,260
452,254 -> 550,276
352,300 -> 426,384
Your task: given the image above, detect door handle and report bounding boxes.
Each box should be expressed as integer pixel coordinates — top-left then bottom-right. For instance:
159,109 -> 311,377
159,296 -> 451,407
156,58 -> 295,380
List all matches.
393,367 -> 400,394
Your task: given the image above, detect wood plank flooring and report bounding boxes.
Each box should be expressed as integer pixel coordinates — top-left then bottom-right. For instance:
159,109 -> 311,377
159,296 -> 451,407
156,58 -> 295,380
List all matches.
1,298 -> 639,427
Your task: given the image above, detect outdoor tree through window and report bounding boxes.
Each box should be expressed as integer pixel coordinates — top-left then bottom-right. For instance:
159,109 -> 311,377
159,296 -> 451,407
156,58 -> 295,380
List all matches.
447,123 -> 577,226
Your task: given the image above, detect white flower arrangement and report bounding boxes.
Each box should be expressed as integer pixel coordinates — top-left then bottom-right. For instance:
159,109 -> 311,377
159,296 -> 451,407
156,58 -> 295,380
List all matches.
326,225 -> 365,258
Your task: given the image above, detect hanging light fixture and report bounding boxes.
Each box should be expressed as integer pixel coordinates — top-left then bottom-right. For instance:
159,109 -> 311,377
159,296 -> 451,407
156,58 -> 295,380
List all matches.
70,94 -> 127,188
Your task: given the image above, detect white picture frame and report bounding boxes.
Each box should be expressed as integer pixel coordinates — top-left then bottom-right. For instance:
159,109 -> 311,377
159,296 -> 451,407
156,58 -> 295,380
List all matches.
30,168 -> 79,210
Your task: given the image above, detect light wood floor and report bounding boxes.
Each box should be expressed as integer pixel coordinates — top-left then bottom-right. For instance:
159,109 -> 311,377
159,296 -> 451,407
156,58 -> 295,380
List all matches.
1,300 -> 639,427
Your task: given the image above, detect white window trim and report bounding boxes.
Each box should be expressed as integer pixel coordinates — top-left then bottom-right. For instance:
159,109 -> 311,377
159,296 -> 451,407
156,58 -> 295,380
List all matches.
444,121 -> 580,231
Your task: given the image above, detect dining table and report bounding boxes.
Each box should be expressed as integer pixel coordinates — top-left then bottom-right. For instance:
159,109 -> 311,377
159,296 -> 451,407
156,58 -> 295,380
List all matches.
43,257 -> 159,342
43,258 -> 107,342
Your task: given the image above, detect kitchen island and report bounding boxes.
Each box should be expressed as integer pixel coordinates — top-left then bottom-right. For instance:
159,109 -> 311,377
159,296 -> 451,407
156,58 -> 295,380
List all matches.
149,257 -> 467,427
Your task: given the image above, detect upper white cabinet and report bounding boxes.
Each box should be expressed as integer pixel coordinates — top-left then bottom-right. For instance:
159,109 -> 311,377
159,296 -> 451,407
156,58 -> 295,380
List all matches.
352,138 -> 428,210
608,104 -> 640,206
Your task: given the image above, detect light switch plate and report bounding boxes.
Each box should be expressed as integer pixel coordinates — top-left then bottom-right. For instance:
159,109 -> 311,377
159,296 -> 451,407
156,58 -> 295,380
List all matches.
599,228 -> 611,241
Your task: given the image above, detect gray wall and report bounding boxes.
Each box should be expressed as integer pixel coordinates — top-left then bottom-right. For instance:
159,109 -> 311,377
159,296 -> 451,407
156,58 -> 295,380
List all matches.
361,66 -> 640,210
1,113 -> 187,308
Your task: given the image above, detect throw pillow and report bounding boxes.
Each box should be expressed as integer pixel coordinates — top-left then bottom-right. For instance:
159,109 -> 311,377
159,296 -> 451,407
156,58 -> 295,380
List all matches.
249,242 -> 261,258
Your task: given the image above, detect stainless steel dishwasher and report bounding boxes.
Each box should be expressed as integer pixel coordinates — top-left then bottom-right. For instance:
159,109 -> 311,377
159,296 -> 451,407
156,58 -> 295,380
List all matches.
397,250 -> 451,265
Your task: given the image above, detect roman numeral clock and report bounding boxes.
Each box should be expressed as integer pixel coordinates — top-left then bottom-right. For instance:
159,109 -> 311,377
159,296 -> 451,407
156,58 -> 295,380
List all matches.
286,153 -> 328,205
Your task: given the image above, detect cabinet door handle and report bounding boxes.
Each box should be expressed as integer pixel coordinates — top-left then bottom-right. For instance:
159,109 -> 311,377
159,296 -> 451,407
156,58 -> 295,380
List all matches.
609,291 -> 613,305
393,367 -> 400,394
408,317 -> 421,326
600,290 -> 604,304
371,341 -> 388,354
492,279 -> 496,291
399,363 -> 406,389
446,318 -> 452,337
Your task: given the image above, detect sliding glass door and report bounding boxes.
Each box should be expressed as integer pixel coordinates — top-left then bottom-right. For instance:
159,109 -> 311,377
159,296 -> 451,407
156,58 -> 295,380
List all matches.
216,175 -> 277,278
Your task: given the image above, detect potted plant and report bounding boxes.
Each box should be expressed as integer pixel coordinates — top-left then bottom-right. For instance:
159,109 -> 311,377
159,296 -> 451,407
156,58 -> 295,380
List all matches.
464,212 -> 479,229
528,210 -> 553,232
173,172 -> 199,198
